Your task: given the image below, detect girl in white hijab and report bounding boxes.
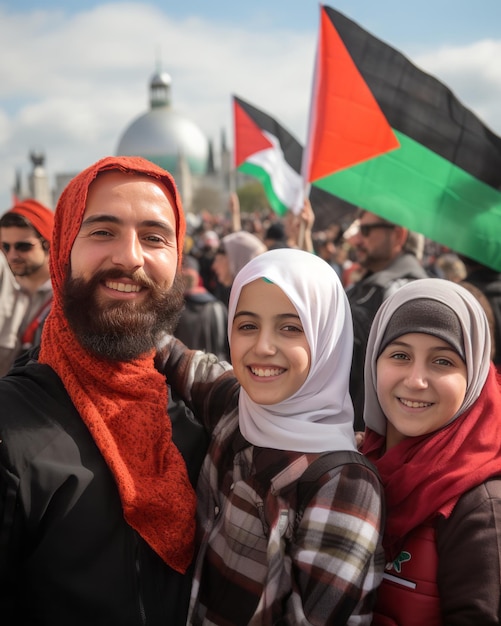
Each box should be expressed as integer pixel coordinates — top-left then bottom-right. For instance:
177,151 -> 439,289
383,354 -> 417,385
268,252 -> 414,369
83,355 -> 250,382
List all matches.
230,245 -> 357,453
157,247 -> 384,625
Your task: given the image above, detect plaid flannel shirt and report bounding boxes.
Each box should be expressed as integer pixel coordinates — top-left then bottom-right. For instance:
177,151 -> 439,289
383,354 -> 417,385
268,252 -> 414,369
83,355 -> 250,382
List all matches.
157,337 -> 385,626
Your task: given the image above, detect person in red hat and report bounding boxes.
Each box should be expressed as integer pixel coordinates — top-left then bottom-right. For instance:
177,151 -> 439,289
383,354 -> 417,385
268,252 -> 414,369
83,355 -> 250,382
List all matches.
0,198 -> 54,375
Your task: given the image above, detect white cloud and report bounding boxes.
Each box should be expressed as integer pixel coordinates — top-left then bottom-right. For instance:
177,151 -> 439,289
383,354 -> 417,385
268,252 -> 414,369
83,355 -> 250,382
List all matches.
0,2 -> 315,210
0,2 -> 500,213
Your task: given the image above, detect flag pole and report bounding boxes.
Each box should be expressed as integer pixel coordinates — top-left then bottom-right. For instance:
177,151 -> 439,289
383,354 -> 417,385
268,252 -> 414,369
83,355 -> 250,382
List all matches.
297,4 -> 321,251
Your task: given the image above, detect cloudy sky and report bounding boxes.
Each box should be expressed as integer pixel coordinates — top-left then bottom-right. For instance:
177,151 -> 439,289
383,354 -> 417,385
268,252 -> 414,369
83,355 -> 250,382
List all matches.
1,0 -> 501,212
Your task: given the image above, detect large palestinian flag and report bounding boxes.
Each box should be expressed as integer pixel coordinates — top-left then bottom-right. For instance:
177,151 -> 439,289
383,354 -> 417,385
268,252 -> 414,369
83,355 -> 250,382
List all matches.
233,95 -> 304,216
303,5 -> 501,270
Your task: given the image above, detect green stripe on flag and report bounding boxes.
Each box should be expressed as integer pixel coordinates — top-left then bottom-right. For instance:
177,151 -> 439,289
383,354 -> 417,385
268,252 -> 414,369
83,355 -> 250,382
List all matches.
312,130 -> 501,271
239,161 -> 290,217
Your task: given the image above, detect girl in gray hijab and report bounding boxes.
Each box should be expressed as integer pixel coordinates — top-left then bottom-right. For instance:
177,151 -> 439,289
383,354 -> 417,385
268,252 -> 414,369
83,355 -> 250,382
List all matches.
361,278 -> 501,626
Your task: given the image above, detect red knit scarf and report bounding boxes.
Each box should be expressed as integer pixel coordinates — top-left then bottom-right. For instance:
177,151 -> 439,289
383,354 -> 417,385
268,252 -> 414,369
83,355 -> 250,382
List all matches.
363,365 -> 501,560
39,156 -> 196,573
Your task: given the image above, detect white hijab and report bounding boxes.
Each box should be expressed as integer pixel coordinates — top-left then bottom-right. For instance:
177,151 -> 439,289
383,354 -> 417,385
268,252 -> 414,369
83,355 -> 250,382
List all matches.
364,278 -> 491,435
228,248 -> 357,453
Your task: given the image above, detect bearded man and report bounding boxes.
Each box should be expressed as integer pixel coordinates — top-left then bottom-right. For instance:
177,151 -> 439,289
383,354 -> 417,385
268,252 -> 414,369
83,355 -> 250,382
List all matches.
0,156 -> 221,625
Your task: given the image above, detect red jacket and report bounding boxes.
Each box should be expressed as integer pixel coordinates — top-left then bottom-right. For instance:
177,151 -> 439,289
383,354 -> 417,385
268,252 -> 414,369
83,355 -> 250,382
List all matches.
372,522 -> 441,626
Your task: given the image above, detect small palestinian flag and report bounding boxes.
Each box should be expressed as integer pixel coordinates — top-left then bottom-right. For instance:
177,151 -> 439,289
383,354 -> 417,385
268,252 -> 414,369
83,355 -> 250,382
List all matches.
233,95 -> 304,216
303,5 -> 501,270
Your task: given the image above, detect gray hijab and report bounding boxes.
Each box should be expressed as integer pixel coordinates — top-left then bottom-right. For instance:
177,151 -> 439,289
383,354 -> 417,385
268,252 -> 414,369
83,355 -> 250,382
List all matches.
364,278 -> 491,435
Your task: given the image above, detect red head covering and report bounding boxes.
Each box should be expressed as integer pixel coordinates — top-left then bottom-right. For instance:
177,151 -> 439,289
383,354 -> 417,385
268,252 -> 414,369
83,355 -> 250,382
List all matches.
363,367 -> 501,560
9,198 -> 54,242
49,155 -> 185,293
39,156 -> 195,573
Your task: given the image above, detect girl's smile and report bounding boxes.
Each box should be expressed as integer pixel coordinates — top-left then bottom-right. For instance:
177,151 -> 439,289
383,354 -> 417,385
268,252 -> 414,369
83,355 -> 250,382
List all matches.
377,332 -> 467,449
230,279 -> 311,405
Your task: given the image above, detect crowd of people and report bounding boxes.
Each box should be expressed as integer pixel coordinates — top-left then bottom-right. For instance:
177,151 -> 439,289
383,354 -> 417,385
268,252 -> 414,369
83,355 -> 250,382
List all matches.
0,154 -> 500,625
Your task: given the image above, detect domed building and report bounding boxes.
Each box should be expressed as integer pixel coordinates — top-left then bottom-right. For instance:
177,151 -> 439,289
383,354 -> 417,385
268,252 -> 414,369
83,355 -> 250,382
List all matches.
10,68 -> 232,215
116,68 -> 231,212
116,69 -> 209,176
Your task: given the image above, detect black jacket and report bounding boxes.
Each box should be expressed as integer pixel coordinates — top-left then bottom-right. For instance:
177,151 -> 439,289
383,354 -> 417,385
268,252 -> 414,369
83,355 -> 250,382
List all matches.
0,360 -> 207,625
175,291 -> 230,362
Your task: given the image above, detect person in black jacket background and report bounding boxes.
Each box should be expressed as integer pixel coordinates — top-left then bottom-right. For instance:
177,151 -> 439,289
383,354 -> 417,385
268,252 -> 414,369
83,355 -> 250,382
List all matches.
175,254 -> 229,362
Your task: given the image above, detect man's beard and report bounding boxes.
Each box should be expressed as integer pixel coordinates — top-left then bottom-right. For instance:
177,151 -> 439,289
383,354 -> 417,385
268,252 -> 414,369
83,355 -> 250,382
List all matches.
63,268 -> 185,361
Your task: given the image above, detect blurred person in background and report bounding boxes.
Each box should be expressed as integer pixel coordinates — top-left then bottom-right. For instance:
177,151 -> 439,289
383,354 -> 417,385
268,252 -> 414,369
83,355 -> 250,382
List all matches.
194,229 -> 221,294
211,230 -> 267,306
313,226 -> 344,278
175,254 -> 229,361
263,221 -> 289,250
460,255 -> 501,372
345,210 -> 428,430
434,252 -> 467,283
0,199 -> 53,376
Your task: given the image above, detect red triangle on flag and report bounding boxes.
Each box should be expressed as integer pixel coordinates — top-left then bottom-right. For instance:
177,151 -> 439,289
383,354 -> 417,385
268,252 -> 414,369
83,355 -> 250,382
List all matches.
304,7 -> 399,182
233,99 -> 274,168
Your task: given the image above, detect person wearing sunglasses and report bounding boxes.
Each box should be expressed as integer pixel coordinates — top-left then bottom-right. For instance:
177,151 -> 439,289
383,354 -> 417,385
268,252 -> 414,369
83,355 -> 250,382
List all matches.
345,210 -> 428,431
0,199 -> 54,376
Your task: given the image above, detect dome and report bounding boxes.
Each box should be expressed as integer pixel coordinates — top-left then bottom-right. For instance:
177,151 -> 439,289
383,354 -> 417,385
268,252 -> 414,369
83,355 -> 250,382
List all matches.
116,70 -> 209,176
116,108 -> 209,175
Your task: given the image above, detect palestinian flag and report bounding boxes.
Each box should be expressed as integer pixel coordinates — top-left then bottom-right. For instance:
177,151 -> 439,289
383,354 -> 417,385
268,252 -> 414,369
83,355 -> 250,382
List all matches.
303,5 -> 501,271
233,95 -> 304,216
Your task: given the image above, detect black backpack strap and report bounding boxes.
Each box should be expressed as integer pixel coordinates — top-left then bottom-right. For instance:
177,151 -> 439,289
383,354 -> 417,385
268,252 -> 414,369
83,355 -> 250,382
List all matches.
296,451 -> 380,524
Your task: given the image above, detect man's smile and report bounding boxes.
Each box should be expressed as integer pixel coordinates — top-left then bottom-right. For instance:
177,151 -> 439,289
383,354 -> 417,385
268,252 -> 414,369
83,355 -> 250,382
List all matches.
105,280 -> 143,293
